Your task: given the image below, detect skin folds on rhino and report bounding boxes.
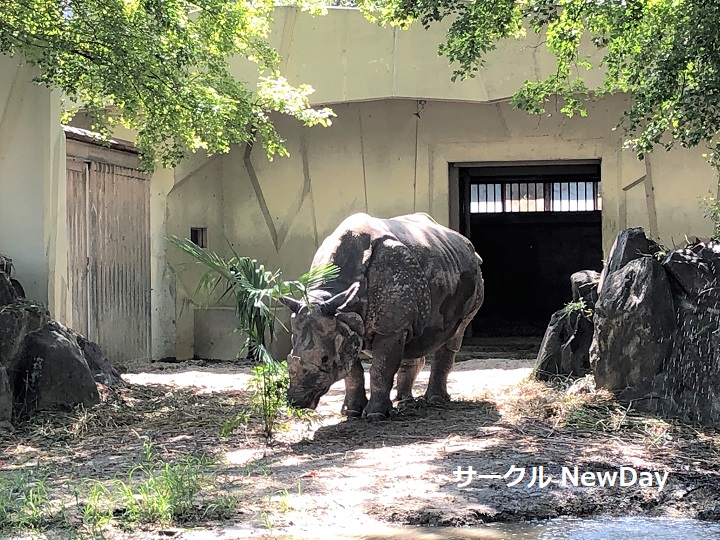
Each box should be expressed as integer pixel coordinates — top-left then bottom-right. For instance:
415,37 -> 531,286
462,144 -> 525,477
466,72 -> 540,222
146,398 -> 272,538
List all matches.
281,212 -> 485,420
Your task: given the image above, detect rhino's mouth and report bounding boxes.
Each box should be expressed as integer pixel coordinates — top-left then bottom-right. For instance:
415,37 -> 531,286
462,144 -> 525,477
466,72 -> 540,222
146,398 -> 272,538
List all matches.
288,382 -> 333,410
288,390 -> 324,410
308,394 -> 322,410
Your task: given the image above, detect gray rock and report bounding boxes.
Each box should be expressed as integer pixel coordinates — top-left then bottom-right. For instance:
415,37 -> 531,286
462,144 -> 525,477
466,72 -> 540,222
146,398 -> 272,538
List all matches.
570,270 -> 600,307
0,301 -> 49,369
597,228 -> 661,296
0,367 -> 11,424
50,321 -> 124,387
590,257 -> 675,392
13,324 -> 100,416
534,308 -> 593,380
560,311 -> 595,376
659,241 -> 720,426
534,270 -> 598,381
535,309 -> 566,379
0,271 -> 17,307
662,248 -> 719,297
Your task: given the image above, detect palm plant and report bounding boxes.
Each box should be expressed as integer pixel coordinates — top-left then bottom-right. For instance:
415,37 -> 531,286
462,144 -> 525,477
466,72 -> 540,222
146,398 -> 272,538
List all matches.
168,236 -> 338,437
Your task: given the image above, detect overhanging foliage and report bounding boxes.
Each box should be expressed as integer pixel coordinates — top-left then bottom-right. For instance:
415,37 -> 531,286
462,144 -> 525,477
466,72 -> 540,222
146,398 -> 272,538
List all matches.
356,0 -> 720,162
1,0 -> 334,169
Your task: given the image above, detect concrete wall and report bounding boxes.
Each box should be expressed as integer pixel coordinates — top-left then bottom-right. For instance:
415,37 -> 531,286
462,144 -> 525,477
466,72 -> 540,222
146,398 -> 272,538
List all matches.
167,95 -> 719,359
0,55 -> 67,318
166,7 -> 719,360
228,7 -> 605,106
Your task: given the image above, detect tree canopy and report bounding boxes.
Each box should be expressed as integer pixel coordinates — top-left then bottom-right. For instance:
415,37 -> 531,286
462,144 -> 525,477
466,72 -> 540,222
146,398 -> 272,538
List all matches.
4,1 -> 720,170
1,0 -> 334,169
356,0 -> 720,165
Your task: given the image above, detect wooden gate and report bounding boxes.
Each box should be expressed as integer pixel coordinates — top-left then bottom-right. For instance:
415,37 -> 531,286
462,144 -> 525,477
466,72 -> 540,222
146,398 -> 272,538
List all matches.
65,133 -> 151,364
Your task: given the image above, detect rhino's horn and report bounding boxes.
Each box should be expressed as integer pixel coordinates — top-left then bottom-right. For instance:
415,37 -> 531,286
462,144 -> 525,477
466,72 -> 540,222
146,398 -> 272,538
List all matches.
279,296 -> 304,314
320,281 -> 361,315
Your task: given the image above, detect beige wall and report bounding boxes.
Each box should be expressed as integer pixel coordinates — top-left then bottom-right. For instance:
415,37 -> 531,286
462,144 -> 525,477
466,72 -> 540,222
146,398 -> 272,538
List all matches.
0,56 -> 67,318
169,7 -> 718,360
229,7 -> 605,106
168,94 -> 719,359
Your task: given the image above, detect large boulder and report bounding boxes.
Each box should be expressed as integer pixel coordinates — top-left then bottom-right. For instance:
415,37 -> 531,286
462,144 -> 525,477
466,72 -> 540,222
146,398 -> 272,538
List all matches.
658,241 -> 720,425
535,308 -> 594,380
0,270 -> 17,306
570,270 -> 600,306
0,267 -> 121,423
588,231 -> 720,427
590,257 -> 675,392
0,301 -> 49,368
12,324 -> 100,416
534,270 -> 598,380
51,321 -> 124,387
597,228 -> 661,295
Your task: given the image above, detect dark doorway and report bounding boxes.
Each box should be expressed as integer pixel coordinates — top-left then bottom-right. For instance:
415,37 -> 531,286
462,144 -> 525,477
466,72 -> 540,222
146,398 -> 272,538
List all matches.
458,162 -> 603,338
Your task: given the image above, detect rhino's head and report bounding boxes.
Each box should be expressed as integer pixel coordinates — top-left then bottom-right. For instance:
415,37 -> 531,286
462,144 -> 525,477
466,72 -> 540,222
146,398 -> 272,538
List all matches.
280,283 -> 364,410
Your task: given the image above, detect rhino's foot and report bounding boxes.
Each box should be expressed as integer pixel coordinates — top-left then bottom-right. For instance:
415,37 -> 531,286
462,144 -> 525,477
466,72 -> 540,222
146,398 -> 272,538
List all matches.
396,394 -> 415,404
362,397 -> 396,421
424,390 -> 451,404
342,394 -> 368,418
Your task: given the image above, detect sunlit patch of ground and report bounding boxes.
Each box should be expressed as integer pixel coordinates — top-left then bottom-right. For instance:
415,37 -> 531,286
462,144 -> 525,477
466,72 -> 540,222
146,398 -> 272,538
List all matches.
1,352 -> 719,539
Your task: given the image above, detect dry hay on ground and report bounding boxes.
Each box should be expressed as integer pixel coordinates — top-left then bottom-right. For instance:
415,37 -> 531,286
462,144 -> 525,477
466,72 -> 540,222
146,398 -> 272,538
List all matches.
0,359 -> 719,538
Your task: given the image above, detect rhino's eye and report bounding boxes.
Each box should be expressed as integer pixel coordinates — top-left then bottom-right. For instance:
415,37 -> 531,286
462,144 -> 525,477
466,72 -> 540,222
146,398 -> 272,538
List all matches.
322,355 -> 329,362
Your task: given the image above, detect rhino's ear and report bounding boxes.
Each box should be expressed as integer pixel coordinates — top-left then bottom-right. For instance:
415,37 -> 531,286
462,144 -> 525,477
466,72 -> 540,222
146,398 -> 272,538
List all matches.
336,311 -> 364,335
279,296 -> 304,314
320,281 -> 361,315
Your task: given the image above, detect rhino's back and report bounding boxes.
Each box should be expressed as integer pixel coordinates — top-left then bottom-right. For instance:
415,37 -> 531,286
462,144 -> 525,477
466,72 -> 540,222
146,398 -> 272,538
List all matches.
381,215 -> 483,355
311,213 -> 482,355
312,212 -> 478,288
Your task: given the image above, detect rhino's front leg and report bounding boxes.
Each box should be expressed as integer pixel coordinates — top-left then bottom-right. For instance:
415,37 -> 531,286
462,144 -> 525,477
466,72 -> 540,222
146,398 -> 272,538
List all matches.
342,358 -> 368,418
364,333 -> 406,420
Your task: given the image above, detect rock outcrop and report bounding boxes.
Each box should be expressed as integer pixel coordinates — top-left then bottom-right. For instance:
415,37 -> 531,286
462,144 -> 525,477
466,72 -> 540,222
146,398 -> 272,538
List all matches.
534,271 -> 598,380
0,270 -> 122,423
590,257 -> 676,391
590,229 -> 720,426
537,227 -> 720,427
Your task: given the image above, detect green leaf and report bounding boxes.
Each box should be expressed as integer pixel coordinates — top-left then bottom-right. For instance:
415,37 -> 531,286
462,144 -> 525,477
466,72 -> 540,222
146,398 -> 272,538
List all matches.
1,0 -> 334,169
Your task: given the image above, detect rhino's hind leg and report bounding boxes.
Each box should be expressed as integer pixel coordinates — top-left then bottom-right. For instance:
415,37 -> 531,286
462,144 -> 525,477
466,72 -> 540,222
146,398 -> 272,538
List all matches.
395,356 -> 425,403
425,346 -> 455,403
342,358 -> 368,418
425,318 -> 472,404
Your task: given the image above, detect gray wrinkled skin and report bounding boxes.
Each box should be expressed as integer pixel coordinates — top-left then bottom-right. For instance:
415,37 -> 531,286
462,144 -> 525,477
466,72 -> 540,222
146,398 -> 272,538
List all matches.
282,212 -> 484,420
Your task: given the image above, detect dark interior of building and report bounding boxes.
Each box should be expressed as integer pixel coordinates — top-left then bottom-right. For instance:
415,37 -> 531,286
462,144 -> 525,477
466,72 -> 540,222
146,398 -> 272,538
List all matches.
458,162 -> 604,338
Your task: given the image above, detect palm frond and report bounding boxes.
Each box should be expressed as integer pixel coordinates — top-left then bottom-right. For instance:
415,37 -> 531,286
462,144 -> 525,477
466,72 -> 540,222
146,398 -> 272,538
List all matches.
299,262 -> 341,289
169,235 -> 340,361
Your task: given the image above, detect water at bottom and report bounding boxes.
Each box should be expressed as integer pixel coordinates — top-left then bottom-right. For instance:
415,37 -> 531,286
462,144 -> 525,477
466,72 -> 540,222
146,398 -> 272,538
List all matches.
483,516 -> 720,539
181,516 -> 720,540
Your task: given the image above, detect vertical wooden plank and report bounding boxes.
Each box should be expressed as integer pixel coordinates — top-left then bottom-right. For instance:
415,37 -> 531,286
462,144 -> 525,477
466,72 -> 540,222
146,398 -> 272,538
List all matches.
88,161 -> 151,364
66,159 -> 89,336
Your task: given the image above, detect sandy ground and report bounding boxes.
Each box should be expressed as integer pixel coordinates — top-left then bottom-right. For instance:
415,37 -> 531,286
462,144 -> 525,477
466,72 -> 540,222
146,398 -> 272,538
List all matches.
2,350 -> 720,539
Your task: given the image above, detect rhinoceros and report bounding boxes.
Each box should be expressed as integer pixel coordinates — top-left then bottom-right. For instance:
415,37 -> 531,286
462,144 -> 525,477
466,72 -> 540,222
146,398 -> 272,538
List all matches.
280,212 -> 484,420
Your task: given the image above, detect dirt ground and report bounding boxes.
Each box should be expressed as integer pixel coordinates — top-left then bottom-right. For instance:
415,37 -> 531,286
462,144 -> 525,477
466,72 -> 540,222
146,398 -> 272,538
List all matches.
2,347 -> 720,539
